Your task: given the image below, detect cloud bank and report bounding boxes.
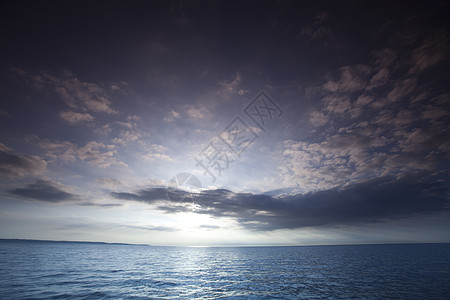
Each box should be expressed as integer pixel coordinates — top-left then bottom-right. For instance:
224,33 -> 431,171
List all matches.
112,172 -> 449,231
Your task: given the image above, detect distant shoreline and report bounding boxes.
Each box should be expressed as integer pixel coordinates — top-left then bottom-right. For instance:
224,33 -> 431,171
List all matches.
0,238 -> 150,247
1,238 -> 449,248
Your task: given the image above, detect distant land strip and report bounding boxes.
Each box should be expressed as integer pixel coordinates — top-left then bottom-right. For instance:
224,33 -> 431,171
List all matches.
0,238 -> 150,246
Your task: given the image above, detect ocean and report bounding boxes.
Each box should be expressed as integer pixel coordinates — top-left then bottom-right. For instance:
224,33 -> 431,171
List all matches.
0,240 -> 449,299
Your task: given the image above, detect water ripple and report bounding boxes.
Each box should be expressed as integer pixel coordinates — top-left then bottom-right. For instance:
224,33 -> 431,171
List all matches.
0,242 -> 449,299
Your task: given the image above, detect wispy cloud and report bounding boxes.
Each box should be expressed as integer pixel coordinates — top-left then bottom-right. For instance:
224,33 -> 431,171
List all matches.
142,144 -> 174,162
78,201 -> 122,208
96,177 -> 125,189
124,224 -> 178,232
112,131 -> 141,145
32,137 -> 127,168
301,11 -> 335,47
217,72 -> 247,97
0,143 -> 47,179
78,141 -> 127,168
409,30 -> 449,75
386,78 -> 417,102
186,105 -> 211,119
163,110 -> 180,122
12,69 -> 118,114
371,48 -> 397,69
323,65 -> 371,93
367,68 -> 389,90
59,111 -> 94,124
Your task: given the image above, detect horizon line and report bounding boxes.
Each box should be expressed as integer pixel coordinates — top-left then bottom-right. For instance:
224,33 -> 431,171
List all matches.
1,238 -> 449,248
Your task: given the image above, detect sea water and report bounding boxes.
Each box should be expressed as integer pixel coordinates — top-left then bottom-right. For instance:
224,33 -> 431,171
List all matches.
0,240 -> 449,299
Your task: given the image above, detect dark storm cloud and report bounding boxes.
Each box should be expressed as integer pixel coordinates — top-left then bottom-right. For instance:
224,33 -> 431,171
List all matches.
9,180 -> 78,203
111,173 -> 449,231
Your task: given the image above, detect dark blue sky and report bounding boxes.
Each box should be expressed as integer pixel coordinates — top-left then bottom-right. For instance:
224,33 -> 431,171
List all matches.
0,0 -> 449,245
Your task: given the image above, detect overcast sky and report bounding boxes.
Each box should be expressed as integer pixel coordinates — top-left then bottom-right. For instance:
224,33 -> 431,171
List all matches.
0,0 -> 449,246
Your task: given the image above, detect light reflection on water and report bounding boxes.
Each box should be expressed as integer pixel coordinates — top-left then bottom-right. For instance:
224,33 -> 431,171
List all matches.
0,241 -> 449,299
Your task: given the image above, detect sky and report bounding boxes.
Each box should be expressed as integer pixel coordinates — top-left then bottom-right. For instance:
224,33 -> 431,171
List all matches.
0,0 -> 449,246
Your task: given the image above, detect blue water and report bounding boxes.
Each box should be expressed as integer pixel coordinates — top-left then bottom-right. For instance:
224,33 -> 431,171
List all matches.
0,241 -> 449,299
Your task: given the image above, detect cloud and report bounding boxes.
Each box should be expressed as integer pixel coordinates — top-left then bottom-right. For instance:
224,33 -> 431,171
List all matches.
305,37 -> 448,192
355,94 -> 374,107
95,124 -> 113,135
301,11 -> 335,47
371,48 -> 397,69
142,144 -> 174,162
409,30 -> 449,74
112,131 -> 141,145
150,144 -> 168,153
322,95 -> 352,114
172,0 -> 191,27
217,72 -> 247,97
143,153 -> 173,162
60,111 -> 94,124
163,110 -> 180,122
33,137 -> 126,168
421,105 -> 447,121
367,68 -> 389,90
78,202 -> 122,207
96,177 -> 125,189
8,179 -> 78,202
395,128 -> 449,154
386,78 -> 417,102
124,224 -> 178,232
111,173 -> 449,231
309,111 -> 328,127
280,139 -> 355,190
116,121 -> 134,129
8,179 -> 121,207
301,26 -> 333,41
111,187 -> 170,202
78,141 -> 127,168
314,11 -> 329,23
13,69 -> 117,114
323,65 -> 371,93
199,224 -> 220,229
32,137 -> 77,163
111,115 -> 142,145
280,107 -> 450,191
186,105 -> 211,119
126,115 -> 142,123
0,143 -> 47,179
